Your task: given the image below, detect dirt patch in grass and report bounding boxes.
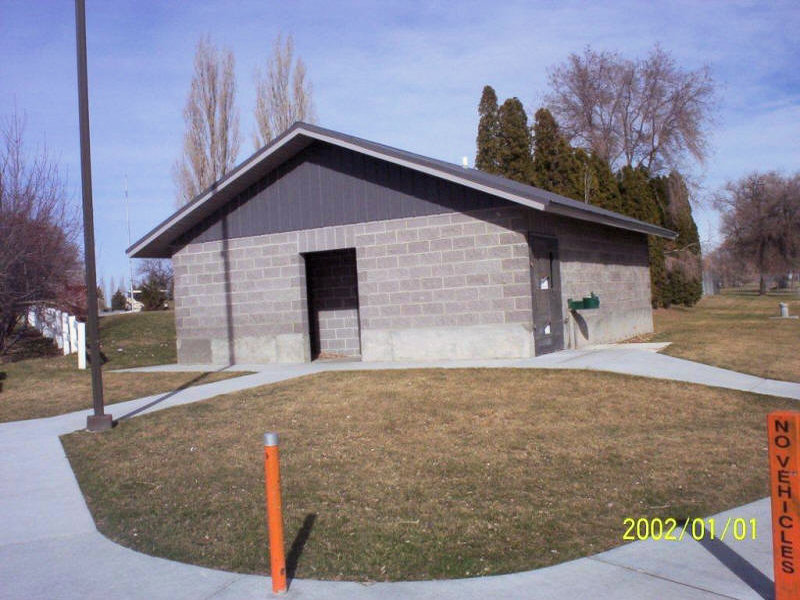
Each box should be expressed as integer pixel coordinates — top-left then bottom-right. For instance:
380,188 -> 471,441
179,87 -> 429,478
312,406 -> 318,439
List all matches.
62,368 -> 795,581
649,292 -> 800,382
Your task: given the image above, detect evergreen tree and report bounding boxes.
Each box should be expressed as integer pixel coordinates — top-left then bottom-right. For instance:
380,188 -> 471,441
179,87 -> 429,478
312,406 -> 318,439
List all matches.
586,151 -> 622,212
664,172 -> 701,255
617,166 -> 662,223
475,86 -> 501,174
530,107 -> 623,210
108,276 -> 116,305
531,108 -> 582,199
618,166 -> 668,307
652,172 -> 703,306
496,97 -> 533,184
111,289 -> 127,311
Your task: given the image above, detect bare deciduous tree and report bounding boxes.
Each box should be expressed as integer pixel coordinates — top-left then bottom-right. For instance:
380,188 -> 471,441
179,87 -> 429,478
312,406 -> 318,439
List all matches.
546,45 -> 716,173
253,33 -> 315,147
705,243 -> 755,290
173,35 -> 241,206
0,111 -> 81,353
716,172 -> 800,294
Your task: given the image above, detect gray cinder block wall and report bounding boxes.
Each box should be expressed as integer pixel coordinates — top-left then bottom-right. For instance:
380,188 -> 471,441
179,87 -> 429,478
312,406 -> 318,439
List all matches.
530,214 -> 653,348
172,204 -> 652,364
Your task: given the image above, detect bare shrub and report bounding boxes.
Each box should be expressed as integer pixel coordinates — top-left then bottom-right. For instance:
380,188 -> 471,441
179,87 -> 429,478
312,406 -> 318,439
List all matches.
0,112 -> 81,353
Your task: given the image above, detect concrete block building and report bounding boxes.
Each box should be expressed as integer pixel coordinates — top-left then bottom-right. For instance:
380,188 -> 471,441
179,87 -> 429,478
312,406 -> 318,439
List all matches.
128,123 -> 675,364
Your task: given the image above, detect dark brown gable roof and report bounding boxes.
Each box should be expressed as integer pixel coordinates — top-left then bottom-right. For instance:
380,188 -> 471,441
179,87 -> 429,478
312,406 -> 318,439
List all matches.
128,122 -> 675,258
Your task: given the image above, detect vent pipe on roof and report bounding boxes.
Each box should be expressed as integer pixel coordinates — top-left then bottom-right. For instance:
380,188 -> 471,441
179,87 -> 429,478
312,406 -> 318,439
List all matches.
462,156 -> 469,168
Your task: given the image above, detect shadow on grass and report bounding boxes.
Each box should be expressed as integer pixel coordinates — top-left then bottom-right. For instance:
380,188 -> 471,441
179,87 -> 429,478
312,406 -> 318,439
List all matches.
287,513 -> 317,587
696,534 -> 773,600
113,366 -> 233,423
2,327 -> 61,363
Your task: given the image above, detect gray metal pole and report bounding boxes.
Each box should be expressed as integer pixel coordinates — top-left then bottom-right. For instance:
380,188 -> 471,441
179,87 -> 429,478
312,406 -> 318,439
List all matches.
75,0 -> 112,431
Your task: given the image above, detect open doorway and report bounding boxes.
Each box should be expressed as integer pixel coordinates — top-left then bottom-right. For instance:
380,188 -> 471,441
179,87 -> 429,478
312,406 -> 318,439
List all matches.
303,248 -> 361,360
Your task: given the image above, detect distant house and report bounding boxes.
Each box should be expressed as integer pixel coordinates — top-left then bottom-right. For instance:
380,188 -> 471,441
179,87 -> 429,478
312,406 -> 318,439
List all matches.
128,123 -> 674,364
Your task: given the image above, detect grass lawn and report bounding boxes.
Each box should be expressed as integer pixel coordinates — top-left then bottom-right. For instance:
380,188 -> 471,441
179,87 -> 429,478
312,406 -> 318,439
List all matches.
0,311 -> 246,423
650,291 -> 800,383
62,368 -> 795,581
98,310 -> 178,369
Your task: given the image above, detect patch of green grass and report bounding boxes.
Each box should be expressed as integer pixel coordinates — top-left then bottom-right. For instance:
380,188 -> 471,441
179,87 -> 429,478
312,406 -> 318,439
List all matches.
99,311 -> 177,368
650,291 -> 800,382
62,369 -> 796,581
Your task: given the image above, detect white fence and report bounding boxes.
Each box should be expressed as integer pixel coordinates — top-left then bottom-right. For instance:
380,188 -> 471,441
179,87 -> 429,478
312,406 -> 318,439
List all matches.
26,307 -> 87,369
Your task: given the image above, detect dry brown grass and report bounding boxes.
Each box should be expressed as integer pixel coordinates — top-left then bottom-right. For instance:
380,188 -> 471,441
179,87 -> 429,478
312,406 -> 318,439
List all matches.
650,292 -> 800,382
62,368 -> 795,581
0,310 -> 248,422
0,354 -> 243,423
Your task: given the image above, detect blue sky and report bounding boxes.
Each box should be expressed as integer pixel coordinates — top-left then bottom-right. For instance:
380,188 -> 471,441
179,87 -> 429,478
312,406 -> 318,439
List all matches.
2,0 -> 799,290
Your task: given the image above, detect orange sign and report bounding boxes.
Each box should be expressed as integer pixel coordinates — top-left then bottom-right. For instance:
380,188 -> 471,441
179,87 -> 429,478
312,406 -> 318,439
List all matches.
768,411 -> 800,599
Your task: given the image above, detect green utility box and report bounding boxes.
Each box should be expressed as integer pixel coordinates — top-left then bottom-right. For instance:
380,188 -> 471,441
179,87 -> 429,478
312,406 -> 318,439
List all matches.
567,298 -> 585,310
583,292 -> 600,309
568,293 -> 600,311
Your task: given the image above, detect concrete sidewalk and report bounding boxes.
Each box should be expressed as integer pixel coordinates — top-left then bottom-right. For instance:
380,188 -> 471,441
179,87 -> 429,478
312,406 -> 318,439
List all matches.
1,348 -> 794,599
116,344 -> 800,400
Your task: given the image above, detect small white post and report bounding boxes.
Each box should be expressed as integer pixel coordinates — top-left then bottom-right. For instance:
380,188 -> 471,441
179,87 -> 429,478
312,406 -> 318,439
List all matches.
61,312 -> 69,354
53,311 -> 63,349
77,321 -> 86,369
68,315 -> 77,354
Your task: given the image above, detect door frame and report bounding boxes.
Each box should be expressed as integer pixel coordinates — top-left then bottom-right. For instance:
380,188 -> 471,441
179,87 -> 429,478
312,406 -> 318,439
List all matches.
528,234 -> 565,355
301,248 -> 362,360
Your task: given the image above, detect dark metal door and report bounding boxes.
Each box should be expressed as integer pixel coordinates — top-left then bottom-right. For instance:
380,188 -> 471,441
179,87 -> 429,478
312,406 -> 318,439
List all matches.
529,235 -> 564,355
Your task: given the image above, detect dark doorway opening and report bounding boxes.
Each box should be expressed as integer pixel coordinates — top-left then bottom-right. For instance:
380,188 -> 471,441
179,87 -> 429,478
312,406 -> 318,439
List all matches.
529,234 -> 565,355
303,248 -> 361,360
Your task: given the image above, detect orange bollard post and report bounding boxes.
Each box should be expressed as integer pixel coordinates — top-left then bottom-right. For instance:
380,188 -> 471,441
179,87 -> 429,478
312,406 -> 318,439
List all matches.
264,432 -> 287,594
767,411 -> 800,600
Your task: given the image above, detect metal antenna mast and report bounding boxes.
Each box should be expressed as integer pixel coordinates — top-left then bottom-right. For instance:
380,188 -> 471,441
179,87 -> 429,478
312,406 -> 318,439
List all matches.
124,174 -> 134,306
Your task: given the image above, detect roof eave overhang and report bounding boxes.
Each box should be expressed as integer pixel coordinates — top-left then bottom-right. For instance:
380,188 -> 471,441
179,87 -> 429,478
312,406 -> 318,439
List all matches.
127,127 -> 316,258
127,125 -> 549,259
546,202 -> 677,239
127,123 -> 676,258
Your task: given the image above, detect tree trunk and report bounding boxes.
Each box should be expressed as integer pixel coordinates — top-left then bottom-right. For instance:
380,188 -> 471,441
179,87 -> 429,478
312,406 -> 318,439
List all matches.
759,274 -> 767,295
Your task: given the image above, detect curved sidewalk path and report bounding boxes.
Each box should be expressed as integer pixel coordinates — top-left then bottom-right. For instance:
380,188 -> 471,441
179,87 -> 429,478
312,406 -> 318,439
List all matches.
2,347 -> 797,600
